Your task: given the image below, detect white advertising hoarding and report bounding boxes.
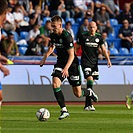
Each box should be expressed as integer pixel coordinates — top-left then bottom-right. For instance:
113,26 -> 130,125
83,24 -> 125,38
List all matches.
1,65 -> 133,85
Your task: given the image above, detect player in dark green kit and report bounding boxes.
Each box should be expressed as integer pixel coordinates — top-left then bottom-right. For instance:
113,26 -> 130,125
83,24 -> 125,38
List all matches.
40,16 -> 98,120
76,21 -> 112,111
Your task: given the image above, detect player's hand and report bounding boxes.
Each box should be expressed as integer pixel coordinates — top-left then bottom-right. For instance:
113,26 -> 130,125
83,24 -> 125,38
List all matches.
61,68 -> 69,78
0,65 -> 10,77
40,59 -> 45,67
107,61 -> 112,68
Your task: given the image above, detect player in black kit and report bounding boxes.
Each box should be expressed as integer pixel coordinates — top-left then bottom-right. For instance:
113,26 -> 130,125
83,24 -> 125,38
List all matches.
40,16 -> 98,120
76,21 -> 112,111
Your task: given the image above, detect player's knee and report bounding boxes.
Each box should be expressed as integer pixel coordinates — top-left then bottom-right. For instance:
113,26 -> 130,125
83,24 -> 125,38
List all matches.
52,82 -> 59,89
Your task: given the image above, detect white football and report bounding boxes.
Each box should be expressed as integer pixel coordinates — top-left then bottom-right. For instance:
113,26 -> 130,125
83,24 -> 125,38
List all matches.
36,108 -> 50,121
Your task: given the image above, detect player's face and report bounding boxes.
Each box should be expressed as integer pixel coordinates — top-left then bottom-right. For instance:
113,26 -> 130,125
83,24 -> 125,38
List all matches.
89,23 -> 97,35
51,21 -> 62,34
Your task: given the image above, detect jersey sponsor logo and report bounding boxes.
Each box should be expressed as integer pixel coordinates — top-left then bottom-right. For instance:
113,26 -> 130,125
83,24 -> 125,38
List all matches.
85,42 -> 98,47
53,43 -> 64,48
70,75 -> 79,81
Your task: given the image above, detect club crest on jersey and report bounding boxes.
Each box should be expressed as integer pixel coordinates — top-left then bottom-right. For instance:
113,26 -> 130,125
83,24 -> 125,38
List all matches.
59,39 -> 62,43
95,38 -> 99,42
86,38 -> 89,41
70,43 -> 73,47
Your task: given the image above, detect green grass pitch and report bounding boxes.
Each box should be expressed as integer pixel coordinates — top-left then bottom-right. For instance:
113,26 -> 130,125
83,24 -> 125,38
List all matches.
0,104 -> 133,133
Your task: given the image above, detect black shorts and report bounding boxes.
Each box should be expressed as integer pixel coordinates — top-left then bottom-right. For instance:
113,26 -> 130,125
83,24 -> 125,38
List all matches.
81,64 -> 99,80
51,63 -> 81,86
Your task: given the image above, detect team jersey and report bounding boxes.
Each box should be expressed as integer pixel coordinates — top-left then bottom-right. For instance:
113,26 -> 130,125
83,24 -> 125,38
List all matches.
50,29 -> 78,68
77,31 -> 104,67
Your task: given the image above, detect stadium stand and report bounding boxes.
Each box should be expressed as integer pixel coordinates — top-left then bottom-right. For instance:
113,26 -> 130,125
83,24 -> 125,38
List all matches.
24,16 -> 30,23
76,18 -> 83,25
110,18 -> 118,26
42,17 -> 51,25
72,23 -> 80,40
66,18 -> 75,25
119,47 -> 131,56
130,48 -> 133,56
20,31 -> 29,40
5,1 -> 132,57
113,38 -> 122,50
13,32 -> 20,42
18,46 -> 28,55
109,47 -> 119,56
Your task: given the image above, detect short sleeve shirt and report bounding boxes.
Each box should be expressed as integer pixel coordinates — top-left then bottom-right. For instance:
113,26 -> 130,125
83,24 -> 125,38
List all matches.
50,29 -> 78,67
77,31 -> 104,67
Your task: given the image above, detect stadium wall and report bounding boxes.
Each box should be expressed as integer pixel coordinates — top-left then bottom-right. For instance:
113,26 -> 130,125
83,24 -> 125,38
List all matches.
2,85 -> 132,102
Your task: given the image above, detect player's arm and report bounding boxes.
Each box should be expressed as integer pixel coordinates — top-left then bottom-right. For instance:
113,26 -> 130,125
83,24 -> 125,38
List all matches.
62,47 -> 75,78
40,43 -> 55,67
0,54 -> 8,64
62,34 -> 75,78
100,44 -> 112,68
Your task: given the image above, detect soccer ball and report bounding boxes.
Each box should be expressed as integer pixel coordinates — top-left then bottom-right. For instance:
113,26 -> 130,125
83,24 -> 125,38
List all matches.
36,108 -> 50,121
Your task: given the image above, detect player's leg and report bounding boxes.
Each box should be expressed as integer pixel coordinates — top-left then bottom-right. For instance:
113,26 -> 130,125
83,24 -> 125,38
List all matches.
52,68 -> 69,120
84,77 -> 95,111
126,90 -> 133,109
82,66 -> 99,111
68,64 -> 98,101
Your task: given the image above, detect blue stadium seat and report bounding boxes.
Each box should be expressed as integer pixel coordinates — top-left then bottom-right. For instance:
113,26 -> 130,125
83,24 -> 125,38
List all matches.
110,19 -> 118,26
42,17 -> 51,25
24,16 -> 30,22
20,31 -> 28,40
76,18 -> 83,25
109,47 -> 119,56
119,47 -> 130,56
130,48 -> 133,56
72,23 -> 80,39
62,18 -> 65,25
113,38 -> 121,50
113,24 -> 122,38
13,32 -> 20,42
108,33 -> 116,39
66,18 -> 75,25
18,46 -> 28,55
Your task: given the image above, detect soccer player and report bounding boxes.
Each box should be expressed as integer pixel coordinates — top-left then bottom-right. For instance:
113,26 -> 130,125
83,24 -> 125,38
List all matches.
0,0 -> 10,109
126,90 -> 133,109
76,21 -> 112,111
40,15 -> 98,120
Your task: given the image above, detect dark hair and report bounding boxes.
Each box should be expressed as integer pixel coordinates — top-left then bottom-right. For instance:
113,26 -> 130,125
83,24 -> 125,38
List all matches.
36,34 -> 42,39
7,32 -> 14,36
83,17 -> 89,21
66,21 -> 72,25
0,0 -> 8,15
51,15 -> 62,23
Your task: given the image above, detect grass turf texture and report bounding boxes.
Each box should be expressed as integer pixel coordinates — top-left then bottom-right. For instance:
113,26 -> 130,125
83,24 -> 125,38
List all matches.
0,105 -> 133,133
